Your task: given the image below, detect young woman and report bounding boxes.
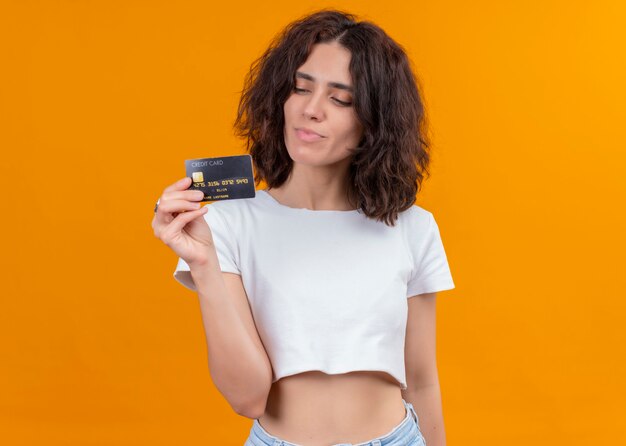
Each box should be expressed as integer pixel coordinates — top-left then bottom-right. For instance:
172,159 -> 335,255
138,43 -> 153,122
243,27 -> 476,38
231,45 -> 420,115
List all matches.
152,9 -> 455,446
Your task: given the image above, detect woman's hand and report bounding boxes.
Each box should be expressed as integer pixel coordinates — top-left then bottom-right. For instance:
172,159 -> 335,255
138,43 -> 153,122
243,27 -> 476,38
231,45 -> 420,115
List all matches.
152,176 -> 216,267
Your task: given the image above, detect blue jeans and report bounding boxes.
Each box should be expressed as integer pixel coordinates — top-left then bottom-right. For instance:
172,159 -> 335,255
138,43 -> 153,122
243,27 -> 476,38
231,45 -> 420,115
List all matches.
244,398 -> 427,446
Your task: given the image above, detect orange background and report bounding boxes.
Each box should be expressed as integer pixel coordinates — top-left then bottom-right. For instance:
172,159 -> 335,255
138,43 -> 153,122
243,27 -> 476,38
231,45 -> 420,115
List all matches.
1,1 -> 625,445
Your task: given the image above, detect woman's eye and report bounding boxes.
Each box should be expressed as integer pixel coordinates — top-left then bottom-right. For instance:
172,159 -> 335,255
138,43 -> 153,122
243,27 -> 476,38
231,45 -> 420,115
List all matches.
333,98 -> 352,106
293,87 -> 352,106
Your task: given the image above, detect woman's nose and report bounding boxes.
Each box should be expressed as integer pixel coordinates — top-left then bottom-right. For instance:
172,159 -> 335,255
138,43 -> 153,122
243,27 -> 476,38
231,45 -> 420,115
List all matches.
303,92 -> 325,120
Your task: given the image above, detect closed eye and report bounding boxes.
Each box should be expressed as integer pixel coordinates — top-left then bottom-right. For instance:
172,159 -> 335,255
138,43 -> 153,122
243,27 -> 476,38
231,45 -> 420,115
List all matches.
293,87 -> 352,106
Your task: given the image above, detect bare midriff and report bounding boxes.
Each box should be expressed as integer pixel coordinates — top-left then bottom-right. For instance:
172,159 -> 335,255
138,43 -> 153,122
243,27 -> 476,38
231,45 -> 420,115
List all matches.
256,370 -> 407,446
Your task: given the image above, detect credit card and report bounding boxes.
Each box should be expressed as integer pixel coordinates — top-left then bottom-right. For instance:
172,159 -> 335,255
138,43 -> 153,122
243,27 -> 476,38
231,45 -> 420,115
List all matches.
185,154 -> 256,201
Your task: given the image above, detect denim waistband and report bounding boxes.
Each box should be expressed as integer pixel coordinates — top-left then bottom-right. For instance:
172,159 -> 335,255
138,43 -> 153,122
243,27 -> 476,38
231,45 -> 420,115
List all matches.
247,398 -> 422,446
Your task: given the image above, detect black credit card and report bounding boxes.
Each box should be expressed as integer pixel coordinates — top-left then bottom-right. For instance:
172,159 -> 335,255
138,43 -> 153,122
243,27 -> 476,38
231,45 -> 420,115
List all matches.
185,154 -> 256,201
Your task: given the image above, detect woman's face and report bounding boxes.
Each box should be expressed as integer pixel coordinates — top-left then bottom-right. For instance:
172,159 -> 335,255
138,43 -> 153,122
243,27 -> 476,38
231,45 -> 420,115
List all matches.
283,41 -> 363,168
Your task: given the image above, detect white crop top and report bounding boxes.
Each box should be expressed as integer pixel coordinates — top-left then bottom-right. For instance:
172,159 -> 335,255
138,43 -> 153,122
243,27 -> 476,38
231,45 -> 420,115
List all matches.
173,189 -> 455,391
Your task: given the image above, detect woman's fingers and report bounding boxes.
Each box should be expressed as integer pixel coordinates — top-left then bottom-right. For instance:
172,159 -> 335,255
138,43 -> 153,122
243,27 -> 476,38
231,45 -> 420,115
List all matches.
160,206 -> 209,245
157,198 -> 203,214
162,176 -> 192,195
154,186 -> 204,223
152,197 -> 198,232
165,189 -> 205,203
152,177 -> 205,238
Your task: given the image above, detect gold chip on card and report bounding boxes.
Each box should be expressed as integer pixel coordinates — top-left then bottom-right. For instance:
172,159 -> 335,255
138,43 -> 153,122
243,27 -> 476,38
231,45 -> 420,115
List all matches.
192,171 -> 204,183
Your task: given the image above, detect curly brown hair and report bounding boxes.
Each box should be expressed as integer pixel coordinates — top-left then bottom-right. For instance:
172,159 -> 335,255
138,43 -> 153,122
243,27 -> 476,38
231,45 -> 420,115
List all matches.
233,8 -> 432,226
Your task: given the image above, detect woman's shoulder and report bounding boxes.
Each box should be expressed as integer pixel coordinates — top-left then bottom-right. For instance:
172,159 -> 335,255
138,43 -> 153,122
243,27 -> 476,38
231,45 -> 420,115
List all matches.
397,202 -> 433,225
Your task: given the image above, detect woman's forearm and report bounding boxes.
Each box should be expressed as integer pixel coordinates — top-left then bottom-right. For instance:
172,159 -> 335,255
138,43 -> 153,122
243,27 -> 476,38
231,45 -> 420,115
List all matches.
403,383 -> 447,446
190,261 -> 271,417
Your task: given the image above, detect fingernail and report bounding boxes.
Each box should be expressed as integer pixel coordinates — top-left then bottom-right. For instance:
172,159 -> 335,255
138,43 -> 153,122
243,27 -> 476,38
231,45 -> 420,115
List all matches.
178,177 -> 188,185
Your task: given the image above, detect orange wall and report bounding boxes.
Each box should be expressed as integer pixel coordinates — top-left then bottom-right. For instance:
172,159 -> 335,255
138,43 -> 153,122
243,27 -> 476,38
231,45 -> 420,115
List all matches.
1,1 -> 624,445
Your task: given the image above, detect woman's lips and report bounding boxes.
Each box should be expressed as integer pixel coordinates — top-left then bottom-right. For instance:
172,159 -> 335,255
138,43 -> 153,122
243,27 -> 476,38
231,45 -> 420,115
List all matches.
295,128 -> 325,142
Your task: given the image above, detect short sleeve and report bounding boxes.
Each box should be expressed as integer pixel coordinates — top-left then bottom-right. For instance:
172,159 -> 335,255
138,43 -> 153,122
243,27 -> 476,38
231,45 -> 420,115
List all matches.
406,211 -> 455,297
173,204 -> 241,293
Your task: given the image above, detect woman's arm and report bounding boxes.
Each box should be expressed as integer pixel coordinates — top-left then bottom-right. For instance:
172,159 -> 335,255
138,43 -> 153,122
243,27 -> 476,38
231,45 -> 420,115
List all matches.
402,292 -> 447,446
191,260 -> 273,419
